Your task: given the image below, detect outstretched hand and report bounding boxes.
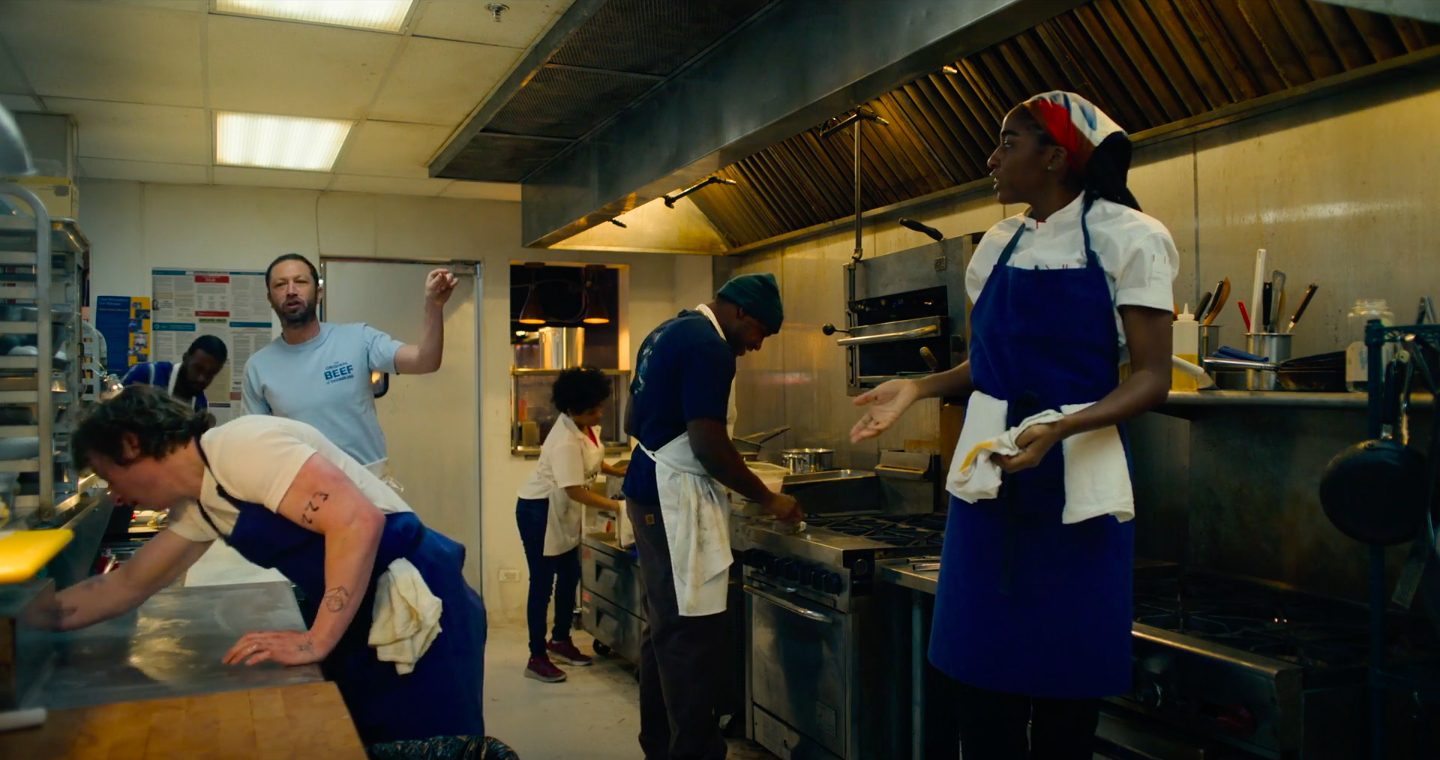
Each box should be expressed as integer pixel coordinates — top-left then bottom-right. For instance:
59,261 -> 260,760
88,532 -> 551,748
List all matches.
849,379 -> 920,443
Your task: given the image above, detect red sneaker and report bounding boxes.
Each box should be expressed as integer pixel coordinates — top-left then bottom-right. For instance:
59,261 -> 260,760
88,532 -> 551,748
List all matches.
524,656 -> 567,683
547,639 -> 594,667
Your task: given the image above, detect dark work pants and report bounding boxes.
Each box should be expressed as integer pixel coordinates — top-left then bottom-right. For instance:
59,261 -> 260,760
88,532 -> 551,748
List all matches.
516,497 -> 580,659
626,499 -> 729,760
954,680 -> 1100,760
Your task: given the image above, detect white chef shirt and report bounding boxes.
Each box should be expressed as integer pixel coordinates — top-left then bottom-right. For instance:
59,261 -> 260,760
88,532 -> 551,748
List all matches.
167,415 -> 412,543
967,194 -> 1179,362
517,414 -> 605,500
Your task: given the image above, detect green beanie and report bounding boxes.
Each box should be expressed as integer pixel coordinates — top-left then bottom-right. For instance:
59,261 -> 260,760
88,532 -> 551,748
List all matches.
717,273 -> 783,333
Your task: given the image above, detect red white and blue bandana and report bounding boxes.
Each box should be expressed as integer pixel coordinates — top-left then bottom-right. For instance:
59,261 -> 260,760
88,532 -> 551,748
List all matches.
1021,91 -> 1125,174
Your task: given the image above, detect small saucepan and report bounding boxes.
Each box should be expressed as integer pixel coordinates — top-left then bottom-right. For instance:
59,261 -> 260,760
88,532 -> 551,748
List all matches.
1319,351 -> 1429,545
781,448 -> 835,475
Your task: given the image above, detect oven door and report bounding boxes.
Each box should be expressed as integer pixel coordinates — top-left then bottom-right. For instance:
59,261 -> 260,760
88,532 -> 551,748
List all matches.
842,316 -> 951,394
747,580 -> 848,758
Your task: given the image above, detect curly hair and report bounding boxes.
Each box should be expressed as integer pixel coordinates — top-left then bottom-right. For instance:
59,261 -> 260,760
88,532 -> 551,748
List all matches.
74,384 -> 215,466
551,366 -> 612,416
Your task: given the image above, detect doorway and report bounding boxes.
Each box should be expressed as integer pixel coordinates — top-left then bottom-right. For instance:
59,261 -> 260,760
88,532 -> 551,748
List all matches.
319,258 -> 483,588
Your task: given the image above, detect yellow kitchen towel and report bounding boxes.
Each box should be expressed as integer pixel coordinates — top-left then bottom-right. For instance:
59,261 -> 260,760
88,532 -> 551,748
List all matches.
368,558 -> 443,675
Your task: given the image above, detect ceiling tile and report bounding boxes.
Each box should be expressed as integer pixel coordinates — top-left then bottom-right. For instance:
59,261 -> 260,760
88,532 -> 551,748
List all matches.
334,120 -> 452,178
213,166 -> 332,190
369,37 -> 521,126
0,1 -> 204,106
0,94 -> 42,113
412,0 -> 571,47
330,174 -> 452,196
45,97 -> 209,164
0,47 -> 28,94
441,181 -> 521,201
114,0 -> 207,11
78,157 -> 209,184
207,14 -> 401,119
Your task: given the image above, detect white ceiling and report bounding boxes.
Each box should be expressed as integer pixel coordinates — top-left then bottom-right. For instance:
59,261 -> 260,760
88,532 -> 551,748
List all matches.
0,0 -> 575,200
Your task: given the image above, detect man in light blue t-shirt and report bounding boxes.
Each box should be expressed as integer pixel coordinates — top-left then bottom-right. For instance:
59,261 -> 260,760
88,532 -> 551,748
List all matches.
242,254 -> 457,476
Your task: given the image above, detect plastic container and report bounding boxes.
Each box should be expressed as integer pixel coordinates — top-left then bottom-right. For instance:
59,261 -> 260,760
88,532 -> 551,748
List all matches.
1172,306 -> 1200,391
1346,299 -> 1395,393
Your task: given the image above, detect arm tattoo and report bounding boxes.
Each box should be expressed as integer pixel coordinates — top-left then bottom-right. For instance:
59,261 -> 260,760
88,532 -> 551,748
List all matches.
322,586 -> 350,613
297,640 -> 314,654
301,491 -> 329,525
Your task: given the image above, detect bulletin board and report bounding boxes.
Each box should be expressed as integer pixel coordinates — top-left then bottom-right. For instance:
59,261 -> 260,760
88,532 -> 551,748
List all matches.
94,295 -> 150,375
152,269 -> 273,424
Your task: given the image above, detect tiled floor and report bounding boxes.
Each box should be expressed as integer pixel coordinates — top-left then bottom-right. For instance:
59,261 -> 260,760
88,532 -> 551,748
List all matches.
484,622 -> 777,760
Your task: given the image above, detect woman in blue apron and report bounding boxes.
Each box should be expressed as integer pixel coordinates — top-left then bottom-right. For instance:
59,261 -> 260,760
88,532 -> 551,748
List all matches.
851,92 -> 1177,757
57,385 -> 488,747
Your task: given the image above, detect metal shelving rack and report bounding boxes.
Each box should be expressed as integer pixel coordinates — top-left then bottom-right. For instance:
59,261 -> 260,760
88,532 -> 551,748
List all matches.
1362,320 -> 1440,759
0,183 -> 87,525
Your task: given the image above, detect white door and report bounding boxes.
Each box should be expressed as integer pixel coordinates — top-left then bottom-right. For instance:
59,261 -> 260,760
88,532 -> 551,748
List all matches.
320,259 -> 483,588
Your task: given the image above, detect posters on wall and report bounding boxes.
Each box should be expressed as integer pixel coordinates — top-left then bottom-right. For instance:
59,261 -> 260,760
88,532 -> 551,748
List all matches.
94,296 -> 150,375
152,269 -> 272,424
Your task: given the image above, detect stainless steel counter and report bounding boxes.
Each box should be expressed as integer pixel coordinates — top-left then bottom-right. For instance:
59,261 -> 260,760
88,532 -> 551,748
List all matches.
878,559 -> 939,595
26,581 -> 322,710
879,556 -> 1178,597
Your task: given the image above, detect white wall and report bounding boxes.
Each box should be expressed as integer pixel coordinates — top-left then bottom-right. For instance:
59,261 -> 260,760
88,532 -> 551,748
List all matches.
78,179 -> 714,621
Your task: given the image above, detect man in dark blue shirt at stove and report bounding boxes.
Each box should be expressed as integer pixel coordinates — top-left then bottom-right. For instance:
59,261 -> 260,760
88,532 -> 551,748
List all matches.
622,273 -> 801,760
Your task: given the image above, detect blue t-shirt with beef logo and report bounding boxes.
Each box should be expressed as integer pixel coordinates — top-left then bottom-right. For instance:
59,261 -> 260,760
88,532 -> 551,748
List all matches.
241,322 -> 402,465
622,311 -> 735,507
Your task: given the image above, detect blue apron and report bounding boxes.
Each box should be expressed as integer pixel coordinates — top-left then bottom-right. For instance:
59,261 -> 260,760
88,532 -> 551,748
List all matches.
191,438 -> 488,745
928,197 -> 1134,699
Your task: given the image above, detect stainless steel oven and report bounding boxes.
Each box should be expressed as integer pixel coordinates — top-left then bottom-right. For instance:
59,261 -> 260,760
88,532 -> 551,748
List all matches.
836,235 -> 975,396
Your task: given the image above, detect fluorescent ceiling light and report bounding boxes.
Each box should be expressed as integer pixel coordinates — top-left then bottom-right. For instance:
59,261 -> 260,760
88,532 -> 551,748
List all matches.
214,0 -> 416,33
215,112 -> 353,172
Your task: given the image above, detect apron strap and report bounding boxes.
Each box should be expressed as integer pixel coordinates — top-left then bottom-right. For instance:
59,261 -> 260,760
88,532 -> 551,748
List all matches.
191,433 -> 240,538
994,195 -> 1100,271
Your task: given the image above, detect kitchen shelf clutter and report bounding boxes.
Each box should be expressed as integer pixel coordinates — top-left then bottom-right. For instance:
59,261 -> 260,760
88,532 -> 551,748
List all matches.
0,185 -> 91,527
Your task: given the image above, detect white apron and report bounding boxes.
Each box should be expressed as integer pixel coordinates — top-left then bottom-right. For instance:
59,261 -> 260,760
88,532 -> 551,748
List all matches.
639,433 -> 732,617
544,418 -> 605,556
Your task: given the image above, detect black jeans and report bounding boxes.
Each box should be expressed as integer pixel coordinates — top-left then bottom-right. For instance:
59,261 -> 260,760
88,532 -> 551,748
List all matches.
627,499 -> 729,760
516,497 -> 580,659
955,680 -> 1100,760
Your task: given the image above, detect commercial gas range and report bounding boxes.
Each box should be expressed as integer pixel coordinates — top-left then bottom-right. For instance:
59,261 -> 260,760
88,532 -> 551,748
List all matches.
1101,568 -> 1440,760
741,507 -> 1440,759
737,513 -> 944,760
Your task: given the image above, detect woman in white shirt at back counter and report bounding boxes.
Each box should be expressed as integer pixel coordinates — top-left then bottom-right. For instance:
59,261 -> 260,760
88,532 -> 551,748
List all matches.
515,366 -> 627,683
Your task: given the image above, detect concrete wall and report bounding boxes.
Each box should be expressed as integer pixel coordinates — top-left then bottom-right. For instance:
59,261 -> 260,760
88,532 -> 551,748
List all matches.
77,180 -> 713,620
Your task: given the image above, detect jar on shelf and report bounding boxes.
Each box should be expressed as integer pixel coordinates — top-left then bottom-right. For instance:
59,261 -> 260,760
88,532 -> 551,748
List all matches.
1346,299 -> 1395,393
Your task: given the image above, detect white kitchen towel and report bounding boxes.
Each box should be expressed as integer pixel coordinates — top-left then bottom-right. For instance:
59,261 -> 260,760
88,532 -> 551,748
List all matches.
369,558 -> 443,675
946,392 -> 1134,524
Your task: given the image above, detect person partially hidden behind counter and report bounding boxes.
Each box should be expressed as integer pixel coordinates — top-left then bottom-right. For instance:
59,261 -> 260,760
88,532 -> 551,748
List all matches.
55,385 -> 488,747
121,334 -> 228,411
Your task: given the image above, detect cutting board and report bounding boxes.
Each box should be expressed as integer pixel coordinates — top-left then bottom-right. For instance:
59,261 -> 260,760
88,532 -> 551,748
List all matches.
0,682 -> 368,759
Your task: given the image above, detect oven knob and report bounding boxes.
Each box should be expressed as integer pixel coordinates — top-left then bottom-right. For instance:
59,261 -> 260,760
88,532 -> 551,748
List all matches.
1215,705 -> 1257,738
1134,682 -> 1163,709
773,558 -> 794,578
823,572 -> 844,594
783,561 -> 803,583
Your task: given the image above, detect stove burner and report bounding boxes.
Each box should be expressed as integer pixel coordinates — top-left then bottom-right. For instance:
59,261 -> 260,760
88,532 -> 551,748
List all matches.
807,513 -> 947,549
1134,573 -> 1437,669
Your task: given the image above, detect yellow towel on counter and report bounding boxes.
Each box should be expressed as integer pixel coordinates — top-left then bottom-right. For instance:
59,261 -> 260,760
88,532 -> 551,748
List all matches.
368,558 -> 443,675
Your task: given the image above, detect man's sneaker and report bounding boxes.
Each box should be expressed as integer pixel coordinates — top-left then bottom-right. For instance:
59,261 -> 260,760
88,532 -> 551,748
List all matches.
547,639 -> 594,667
524,656 -> 567,682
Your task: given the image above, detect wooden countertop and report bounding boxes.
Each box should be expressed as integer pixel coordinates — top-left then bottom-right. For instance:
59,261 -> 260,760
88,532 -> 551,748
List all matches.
1,682 -> 367,759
